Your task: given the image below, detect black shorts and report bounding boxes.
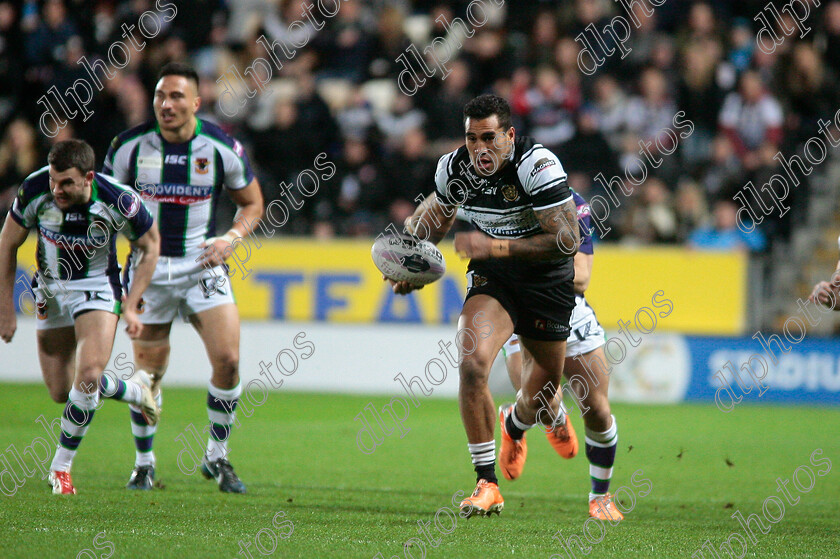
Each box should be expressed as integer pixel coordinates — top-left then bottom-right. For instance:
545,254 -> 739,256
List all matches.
464,258 -> 575,341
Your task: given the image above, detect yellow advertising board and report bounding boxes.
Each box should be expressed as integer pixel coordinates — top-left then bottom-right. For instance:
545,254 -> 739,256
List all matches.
585,246 -> 747,335
12,238 -> 746,334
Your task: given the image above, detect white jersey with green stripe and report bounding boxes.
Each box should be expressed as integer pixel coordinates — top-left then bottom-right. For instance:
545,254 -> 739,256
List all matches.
9,166 -> 153,291
102,118 -> 255,259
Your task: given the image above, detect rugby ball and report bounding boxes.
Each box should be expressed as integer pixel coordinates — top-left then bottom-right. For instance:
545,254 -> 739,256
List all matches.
372,234 -> 446,285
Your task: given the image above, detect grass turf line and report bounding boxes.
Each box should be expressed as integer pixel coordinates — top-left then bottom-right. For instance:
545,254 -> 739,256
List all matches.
0,384 -> 837,558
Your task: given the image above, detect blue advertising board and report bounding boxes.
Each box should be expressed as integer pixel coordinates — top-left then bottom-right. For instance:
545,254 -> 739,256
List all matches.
684,336 -> 840,405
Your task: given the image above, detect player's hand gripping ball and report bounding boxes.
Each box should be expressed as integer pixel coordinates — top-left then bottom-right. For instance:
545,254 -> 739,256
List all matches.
371,233 -> 446,286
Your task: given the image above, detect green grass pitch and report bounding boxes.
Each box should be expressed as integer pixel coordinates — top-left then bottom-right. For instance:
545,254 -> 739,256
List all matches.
0,384 -> 837,558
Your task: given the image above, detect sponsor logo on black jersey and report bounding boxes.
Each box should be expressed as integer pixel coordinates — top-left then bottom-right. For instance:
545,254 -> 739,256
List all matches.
534,318 -> 569,333
530,157 -> 556,177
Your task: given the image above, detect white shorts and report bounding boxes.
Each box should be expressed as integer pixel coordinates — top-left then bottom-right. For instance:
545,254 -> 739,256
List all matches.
127,255 -> 235,324
34,283 -> 121,330
502,295 -> 605,358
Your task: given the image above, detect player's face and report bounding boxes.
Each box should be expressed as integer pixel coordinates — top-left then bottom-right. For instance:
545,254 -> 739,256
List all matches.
49,167 -> 93,209
153,75 -> 200,135
465,115 -> 515,177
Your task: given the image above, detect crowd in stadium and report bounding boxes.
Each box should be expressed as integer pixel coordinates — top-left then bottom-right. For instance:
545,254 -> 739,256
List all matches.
3,0 -> 838,251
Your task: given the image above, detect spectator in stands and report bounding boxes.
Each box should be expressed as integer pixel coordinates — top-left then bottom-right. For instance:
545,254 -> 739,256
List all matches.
0,2 -> 21,127
0,119 -> 40,216
677,44 -> 724,166
376,93 -> 426,149
718,70 -> 783,171
557,106 -> 619,178
591,74 -> 630,153
23,0 -> 77,69
521,65 -> 577,150
368,6 -> 413,80
620,177 -> 678,244
381,127 -> 435,227
689,199 -> 766,251
699,135 -> 741,197
328,136 -> 385,237
819,1 -> 840,77
674,179 -> 710,243
337,86 -> 377,140
784,43 -> 840,145
424,59 -> 473,152
319,0 -> 374,82
525,10 -> 559,68
624,67 -> 679,177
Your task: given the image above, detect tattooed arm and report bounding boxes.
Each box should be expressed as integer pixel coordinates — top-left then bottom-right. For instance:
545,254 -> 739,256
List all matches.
454,198 -> 579,260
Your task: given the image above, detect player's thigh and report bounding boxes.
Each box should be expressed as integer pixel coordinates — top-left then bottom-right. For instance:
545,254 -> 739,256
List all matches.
518,336 -> 568,403
458,294 -> 514,384
73,310 -> 119,386
36,326 -> 76,402
189,303 -> 240,372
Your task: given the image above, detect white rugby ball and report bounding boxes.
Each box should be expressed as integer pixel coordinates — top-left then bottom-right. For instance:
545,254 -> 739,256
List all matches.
372,234 -> 446,285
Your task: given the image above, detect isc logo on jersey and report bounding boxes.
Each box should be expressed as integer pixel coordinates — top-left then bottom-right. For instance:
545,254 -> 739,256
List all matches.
164,155 -> 188,165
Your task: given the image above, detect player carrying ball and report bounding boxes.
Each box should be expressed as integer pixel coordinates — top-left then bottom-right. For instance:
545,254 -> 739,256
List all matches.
395,94 -> 580,516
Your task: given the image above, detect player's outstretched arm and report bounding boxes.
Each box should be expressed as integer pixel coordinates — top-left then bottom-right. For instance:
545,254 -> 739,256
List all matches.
122,223 -> 160,338
454,198 -> 579,260
198,178 -> 264,267
0,218 -> 29,343
573,252 -> 594,295
404,192 -> 457,245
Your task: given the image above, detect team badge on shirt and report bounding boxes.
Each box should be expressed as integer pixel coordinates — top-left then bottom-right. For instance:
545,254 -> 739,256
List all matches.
194,158 -> 209,175
501,184 -> 519,202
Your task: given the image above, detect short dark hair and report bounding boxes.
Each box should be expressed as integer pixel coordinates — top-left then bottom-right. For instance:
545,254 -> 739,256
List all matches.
48,140 -> 95,174
158,62 -> 200,89
463,94 -> 512,130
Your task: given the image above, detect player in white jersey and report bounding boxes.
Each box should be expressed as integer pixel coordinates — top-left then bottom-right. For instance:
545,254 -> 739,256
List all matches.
395,95 -> 582,517
501,189 -> 623,521
0,139 -> 160,494
103,63 -> 264,492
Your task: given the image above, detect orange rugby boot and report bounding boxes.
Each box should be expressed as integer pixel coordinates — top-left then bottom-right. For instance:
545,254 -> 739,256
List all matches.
589,493 -> 624,522
49,471 -> 77,495
545,412 -> 579,459
459,479 -> 504,517
498,404 -> 527,481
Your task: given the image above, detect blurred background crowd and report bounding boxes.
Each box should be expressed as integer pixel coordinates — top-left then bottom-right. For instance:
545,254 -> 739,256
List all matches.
2,0 -> 838,252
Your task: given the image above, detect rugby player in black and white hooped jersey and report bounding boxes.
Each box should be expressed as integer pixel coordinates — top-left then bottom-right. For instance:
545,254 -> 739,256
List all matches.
395,94 -> 584,516
501,188 -> 624,521
0,139 -> 160,494
103,63 -> 264,492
